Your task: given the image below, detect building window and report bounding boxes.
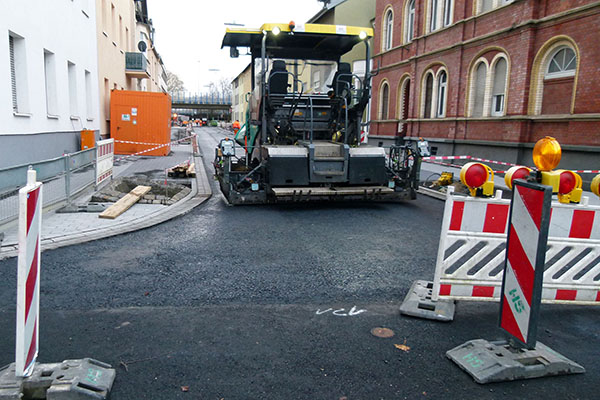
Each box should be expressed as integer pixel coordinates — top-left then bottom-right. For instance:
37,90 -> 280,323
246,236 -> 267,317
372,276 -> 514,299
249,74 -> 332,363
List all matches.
429,0 -> 439,32
313,70 -> 321,92
428,0 -> 453,32
9,33 -> 29,114
443,0 -> 453,27
405,0 -> 415,43
383,8 -> 393,51
436,70 -> 447,117
101,0 -> 108,33
68,61 -> 78,116
111,3 -> 116,38
397,77 -> 411,135
44,50 -> 58,116
468,54 -> 509,118
9,36 -> 18,112
477,0 -> 513,14
471,61 -> 487,117
380,81 -> 390,120
539,45 -> 577,115
423,73 -> 434,118
491,58 -> 507,116
546,47 -> 576,78
85,70 -> 93,120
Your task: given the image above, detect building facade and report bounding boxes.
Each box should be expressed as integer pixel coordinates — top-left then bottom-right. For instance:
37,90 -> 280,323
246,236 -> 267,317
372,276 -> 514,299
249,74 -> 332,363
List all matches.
96,0 -> 166,138
231,63 -> 252,125
371,0 -> 600,171
0,0 -> 100,168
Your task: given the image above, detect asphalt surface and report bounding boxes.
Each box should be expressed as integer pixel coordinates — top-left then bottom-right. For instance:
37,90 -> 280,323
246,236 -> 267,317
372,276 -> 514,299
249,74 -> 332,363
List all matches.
0,127 -> 598,399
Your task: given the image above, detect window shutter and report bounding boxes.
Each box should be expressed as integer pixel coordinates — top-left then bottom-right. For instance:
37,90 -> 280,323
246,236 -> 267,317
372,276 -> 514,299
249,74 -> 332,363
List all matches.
9,36 -> 18,112
473,63 -> 486,117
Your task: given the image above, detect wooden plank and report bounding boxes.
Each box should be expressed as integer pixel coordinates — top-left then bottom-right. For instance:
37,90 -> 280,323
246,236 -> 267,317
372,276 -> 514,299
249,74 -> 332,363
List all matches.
186,163 -> 196,177
99,185 -> 151,219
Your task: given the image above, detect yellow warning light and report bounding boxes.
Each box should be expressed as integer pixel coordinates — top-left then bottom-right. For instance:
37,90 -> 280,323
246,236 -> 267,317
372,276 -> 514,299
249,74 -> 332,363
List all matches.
504,166 -> 532,190
532,136 -> 562,171
460,162 -> 494,197
591,174 -> 600,198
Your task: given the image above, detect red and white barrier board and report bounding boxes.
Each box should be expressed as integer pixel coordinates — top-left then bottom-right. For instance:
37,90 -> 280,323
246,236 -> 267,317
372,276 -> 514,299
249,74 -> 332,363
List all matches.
96,139 -> 114,186
16,169 -> 43,377
499,181 -> 551,348
431,186 -> 600,305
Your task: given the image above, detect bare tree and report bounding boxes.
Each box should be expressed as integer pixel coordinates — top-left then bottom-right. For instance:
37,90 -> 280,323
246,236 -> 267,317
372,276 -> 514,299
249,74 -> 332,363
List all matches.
166,70 -> 186,93
207,77 -> 233,99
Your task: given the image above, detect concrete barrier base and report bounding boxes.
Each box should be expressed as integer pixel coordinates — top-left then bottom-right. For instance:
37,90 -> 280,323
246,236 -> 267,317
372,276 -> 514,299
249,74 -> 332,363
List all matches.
0,358 -> 115,399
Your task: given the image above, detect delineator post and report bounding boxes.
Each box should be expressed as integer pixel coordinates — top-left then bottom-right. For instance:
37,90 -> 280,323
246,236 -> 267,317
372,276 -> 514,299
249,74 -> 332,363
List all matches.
15,168 -> 42,378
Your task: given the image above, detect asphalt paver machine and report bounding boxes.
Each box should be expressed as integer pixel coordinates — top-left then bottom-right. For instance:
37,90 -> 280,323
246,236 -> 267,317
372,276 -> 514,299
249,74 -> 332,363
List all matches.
215,22 -> 420,204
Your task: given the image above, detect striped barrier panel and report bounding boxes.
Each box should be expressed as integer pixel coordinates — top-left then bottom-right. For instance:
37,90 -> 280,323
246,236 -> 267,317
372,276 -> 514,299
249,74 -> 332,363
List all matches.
431,186 -> 600,306
96,139 -> 114,187
15,169 -> 43,377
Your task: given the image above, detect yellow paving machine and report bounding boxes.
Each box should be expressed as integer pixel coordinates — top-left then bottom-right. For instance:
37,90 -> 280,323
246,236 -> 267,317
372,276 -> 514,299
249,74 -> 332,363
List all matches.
214,22 -> 420,204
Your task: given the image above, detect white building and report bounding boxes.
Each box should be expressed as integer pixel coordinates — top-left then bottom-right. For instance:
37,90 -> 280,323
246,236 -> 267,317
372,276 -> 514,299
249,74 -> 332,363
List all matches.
0,0 -> 101,168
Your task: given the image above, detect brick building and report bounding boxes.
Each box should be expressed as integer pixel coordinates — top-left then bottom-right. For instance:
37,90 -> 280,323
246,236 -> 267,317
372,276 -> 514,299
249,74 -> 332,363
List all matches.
370,0 -> 600,173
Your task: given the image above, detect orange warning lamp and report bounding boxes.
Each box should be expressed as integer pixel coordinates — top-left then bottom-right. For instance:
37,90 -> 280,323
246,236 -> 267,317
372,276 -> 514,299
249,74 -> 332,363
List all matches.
504,166 -> 532,190
460,162 -> 494,197
591,174 -> 600,199
532,136 -> 561,171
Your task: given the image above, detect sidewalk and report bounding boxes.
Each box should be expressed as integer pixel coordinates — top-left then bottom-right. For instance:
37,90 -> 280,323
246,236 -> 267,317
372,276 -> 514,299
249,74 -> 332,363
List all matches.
0,134 -> 212,260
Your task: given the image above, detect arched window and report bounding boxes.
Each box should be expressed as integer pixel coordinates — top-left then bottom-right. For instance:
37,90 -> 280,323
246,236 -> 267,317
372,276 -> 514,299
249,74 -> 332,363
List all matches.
423,73 -> 434,118
540,45 -> 577,114
404,0 -> 416,43
491,58 -> 507,116
472,62 -> 487,117
436,70 -> 447,117
467,53 -> 509,118
383,9 -> 394,51
398,77 -> 411,135
546,47 -> 576,78
380,81 -> 390,120
428,0 -> 453,33
529,38 -> 579,115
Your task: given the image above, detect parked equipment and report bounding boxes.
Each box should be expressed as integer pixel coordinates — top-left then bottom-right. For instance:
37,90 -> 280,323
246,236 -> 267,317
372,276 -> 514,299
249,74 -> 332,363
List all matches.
215,23 -> 420,204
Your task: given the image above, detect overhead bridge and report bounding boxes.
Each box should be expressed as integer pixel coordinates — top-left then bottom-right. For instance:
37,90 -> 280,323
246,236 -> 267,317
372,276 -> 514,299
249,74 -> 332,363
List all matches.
171,92 -> 231,110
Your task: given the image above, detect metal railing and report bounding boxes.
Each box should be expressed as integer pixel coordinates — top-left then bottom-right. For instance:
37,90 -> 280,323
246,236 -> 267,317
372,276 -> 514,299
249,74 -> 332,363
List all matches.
0,148 -> 96,227
170,92 -> 232,105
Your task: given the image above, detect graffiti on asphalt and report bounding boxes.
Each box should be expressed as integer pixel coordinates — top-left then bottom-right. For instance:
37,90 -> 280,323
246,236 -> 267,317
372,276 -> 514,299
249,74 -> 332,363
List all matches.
315,306 -> 367,316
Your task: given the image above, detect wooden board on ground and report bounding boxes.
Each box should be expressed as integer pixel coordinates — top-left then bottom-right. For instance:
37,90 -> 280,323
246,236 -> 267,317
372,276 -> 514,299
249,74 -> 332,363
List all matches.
99,185 -> 151,219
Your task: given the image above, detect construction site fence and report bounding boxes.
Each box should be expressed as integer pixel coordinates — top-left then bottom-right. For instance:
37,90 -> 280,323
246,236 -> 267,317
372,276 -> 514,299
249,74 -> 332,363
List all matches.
0,148 -> 96,228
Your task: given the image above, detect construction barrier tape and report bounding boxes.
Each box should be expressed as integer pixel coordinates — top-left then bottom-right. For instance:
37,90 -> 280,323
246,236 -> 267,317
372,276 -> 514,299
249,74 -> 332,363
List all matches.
114,134 -> 196,162
114,140 -> 164,146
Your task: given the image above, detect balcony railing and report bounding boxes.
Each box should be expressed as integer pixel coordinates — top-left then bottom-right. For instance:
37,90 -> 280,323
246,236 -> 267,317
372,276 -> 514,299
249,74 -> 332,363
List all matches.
125,52 -> 150,79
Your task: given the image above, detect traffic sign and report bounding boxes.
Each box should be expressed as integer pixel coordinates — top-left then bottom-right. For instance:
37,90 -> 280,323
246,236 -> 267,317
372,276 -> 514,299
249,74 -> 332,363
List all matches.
499,179 -> 552,349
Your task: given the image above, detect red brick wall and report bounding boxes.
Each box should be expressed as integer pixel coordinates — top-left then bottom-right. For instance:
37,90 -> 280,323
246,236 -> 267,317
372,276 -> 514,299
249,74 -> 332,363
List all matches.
370,0 -> 600,149
541,78 -> 574,114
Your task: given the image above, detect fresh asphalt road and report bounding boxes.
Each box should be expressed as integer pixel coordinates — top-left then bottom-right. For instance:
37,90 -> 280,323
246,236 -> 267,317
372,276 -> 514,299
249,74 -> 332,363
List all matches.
0,127 -> 598,399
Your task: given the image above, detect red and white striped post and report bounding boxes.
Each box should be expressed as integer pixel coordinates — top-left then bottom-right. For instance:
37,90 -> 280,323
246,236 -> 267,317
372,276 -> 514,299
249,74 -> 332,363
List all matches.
15,168 -> 43,377
499,179 -> 552,348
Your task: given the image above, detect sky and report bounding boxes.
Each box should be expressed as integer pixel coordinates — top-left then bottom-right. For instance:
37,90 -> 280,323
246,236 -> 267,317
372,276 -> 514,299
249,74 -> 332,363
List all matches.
147,0 -> 325,94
